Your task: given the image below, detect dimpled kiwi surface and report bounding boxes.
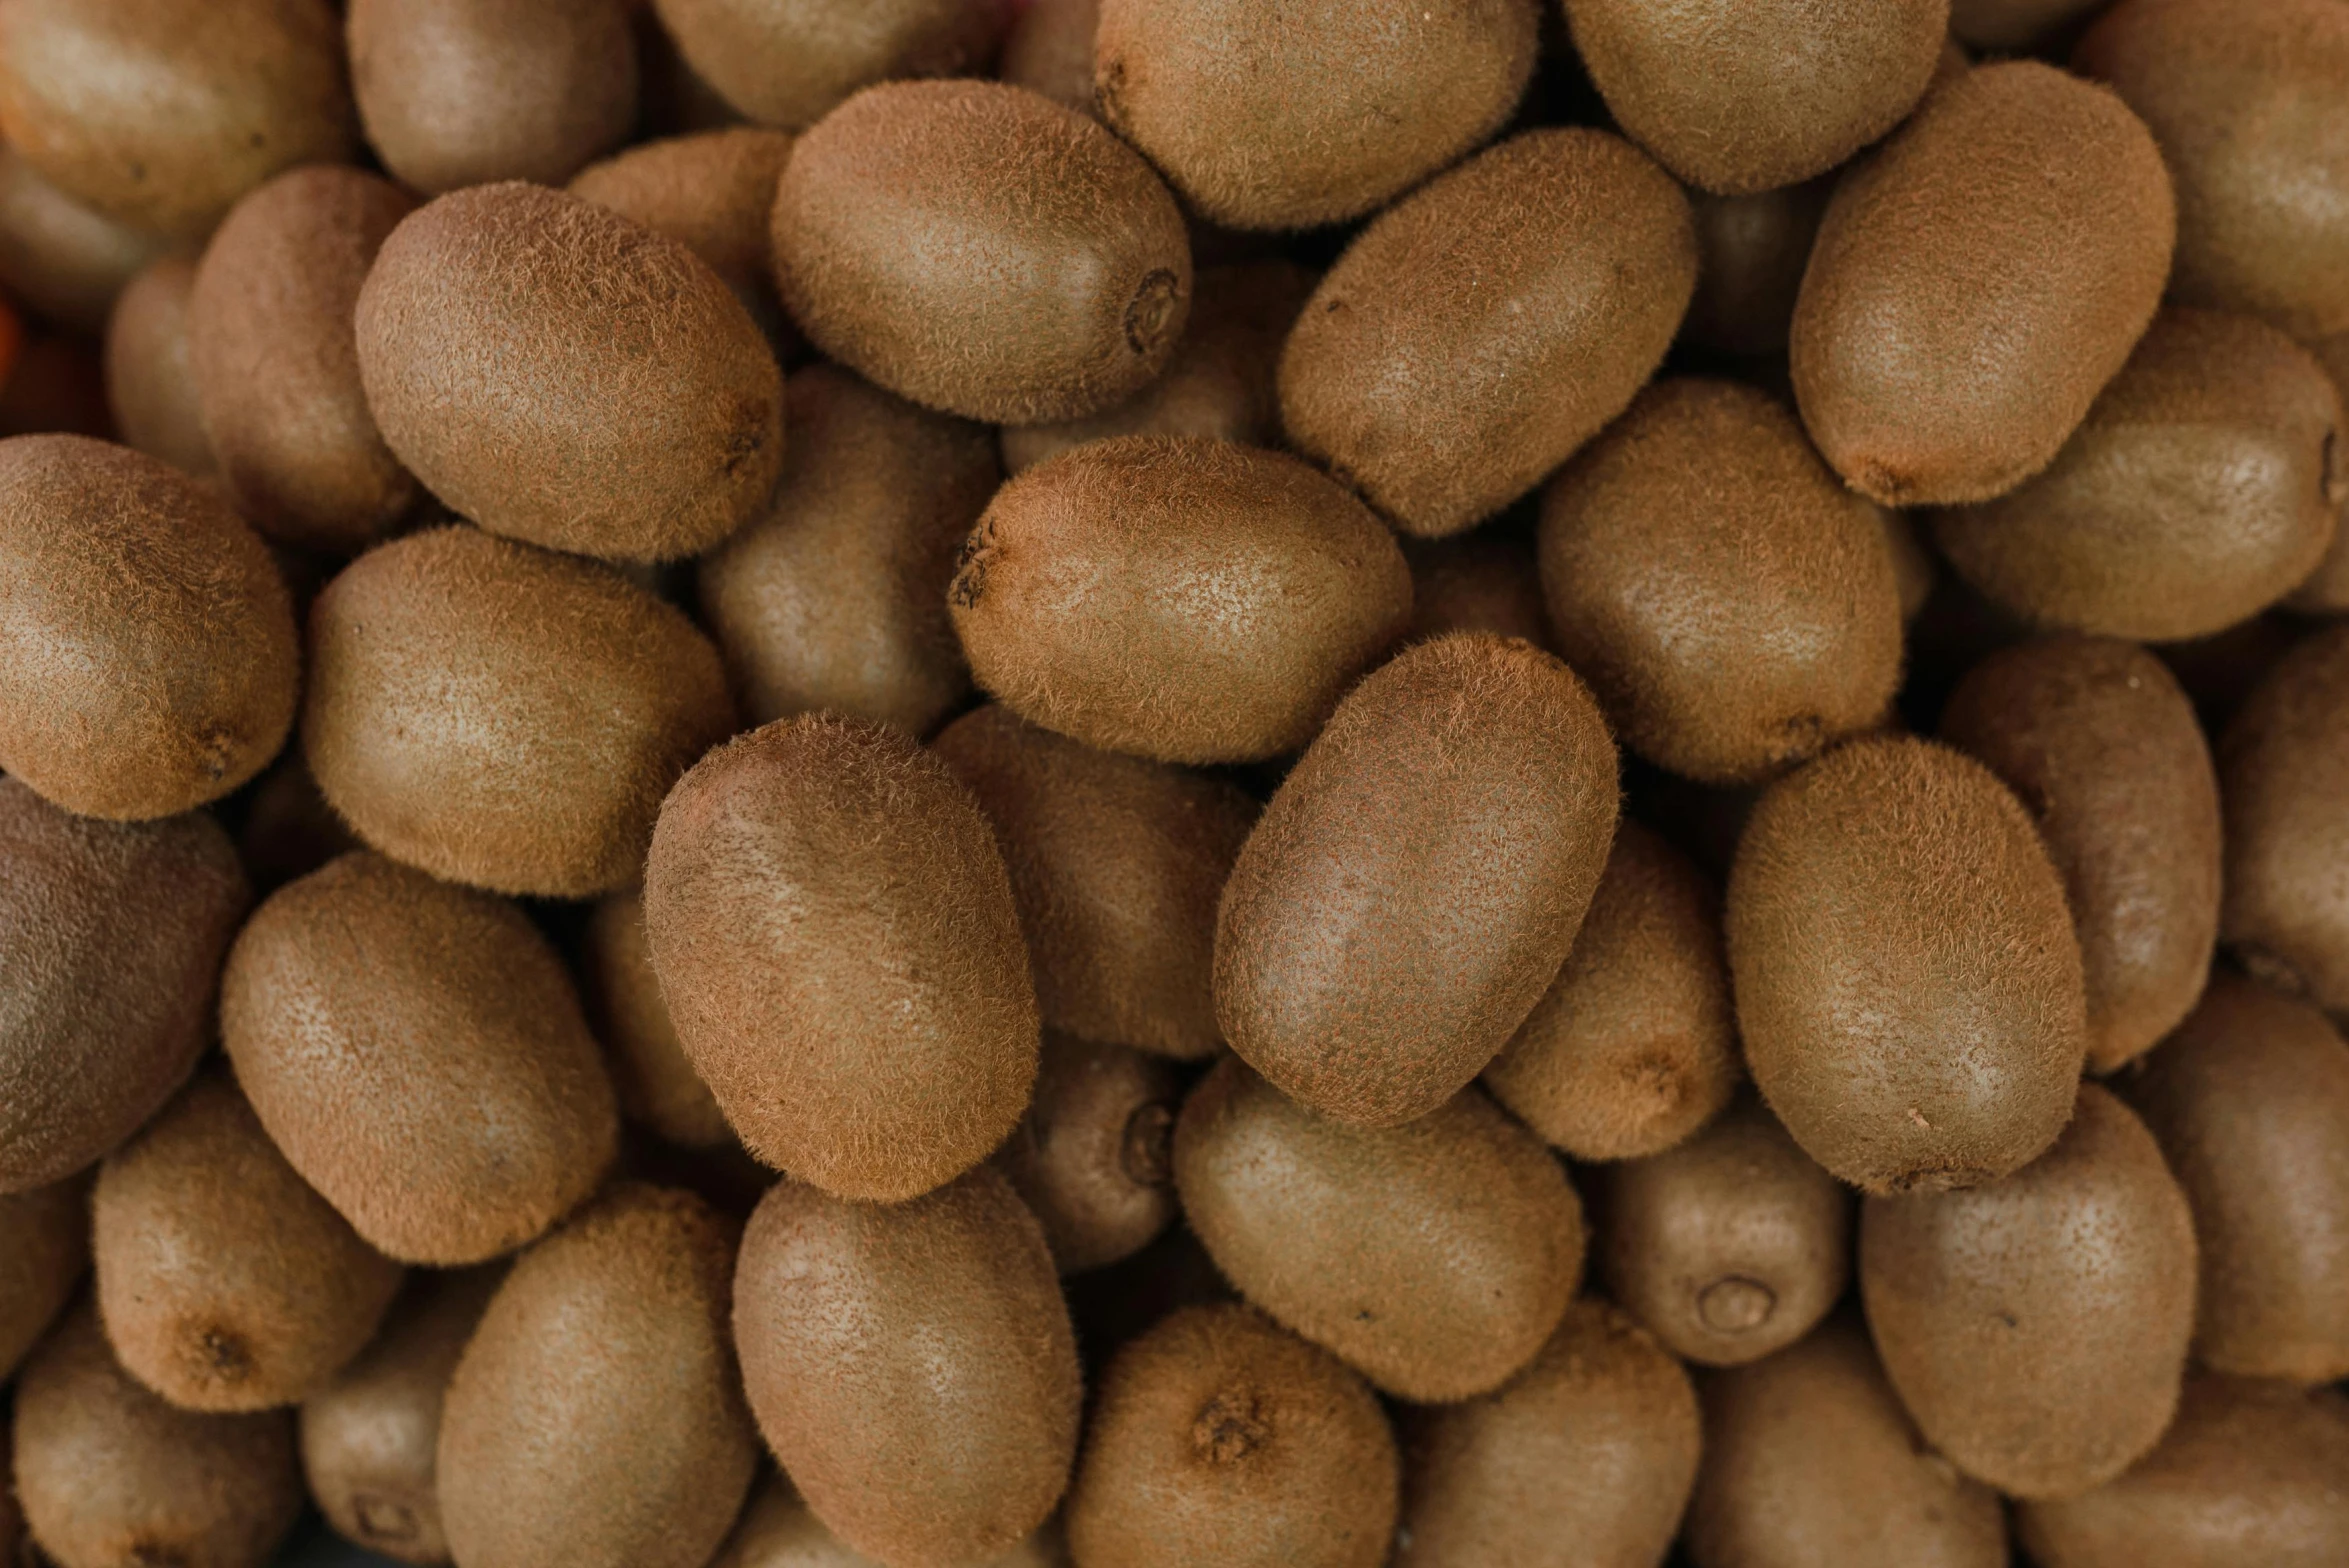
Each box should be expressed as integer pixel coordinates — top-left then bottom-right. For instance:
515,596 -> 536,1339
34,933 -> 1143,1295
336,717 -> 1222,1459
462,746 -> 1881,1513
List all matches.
773,80 -> 1190,424
569,127 -> 798,338
219,852 -> 620,1265
104,257 -> 215,475
732,1169 -> 1081,1568
653,0 -> 1004,129
581,889 -> 731,1151
1790,61 -> 2174,506
1683,180 -> 1829,357
0,145 -> 170,335
993,1032 -> 1181,1274
0,1174 -> 86,1379
1726,735 -> 2087,1193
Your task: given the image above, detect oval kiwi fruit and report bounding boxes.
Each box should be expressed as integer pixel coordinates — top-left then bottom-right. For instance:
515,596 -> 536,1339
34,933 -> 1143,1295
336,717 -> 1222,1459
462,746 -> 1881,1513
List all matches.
1683,179 -> 1830,357
0,143 -> 170,335
1000,0 -> 1099,116
651,0 -> 1005,129
103,256 -> 215,475
569,127 -> 797,342
581,889 -> 731,1151
1790,60 -> 2174,506
219,851 -> 620,1266
0,1174 -> 86,1380
643,715 -> 1039,1202
1725,734 -> 2089,1193
732,1168 -> 1081,1567
1403,529 -> 1552,649
993,1032 -> 1181,1275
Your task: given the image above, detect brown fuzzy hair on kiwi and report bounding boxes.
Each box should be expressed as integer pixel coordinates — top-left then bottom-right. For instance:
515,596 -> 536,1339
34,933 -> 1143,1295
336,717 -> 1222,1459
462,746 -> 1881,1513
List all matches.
652,0 -> 1006,130
104,256 -> 216,476
0,144 -> 170,335
570,127 -> 798,344
580,888 -> 732,1151
0,1173 -> 87,1381
992,1032 -> 1181,1275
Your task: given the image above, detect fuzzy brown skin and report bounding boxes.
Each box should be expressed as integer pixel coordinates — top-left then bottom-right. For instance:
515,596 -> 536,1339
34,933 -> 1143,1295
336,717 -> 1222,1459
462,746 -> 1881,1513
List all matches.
570,127 -> 797,343
1683,180 -> 1829,358
581,889 -> 731,1151
1215,635 -> 1618,1127
713,1475 -> 1069,1568
1174,1059 -> 1584,1403
1726,735 -> 2088,1193
699,365 -> 995,734
951,436 -> 1411,764
103,257 -> 215,475
0,145 -> 170,335
733,1170 -> 1081,1568
643,716 -> 1039,1201
773,80 -> 1190,424
1001,0 -> 1099,115
303,525 -> 738,898
2293,330 -> 2349,611
0,779 -> 247,1193
0,435 -> 297,819
1951,0 -> 2101,49
1685,1314 -> 2007,1568
1279,128 -> 1696,539
1940,636 -> 2221,1072
1790,61 -> 2174,507
0,1174 -> 87,1379
12,1306 -> 301,1568
933,703 -> 1258,1062
1397,1299 -> 1698,1568
439,1185 -> 757,1568
219,852 -> 619,1266
993,1032 -> 1180,1275
1095,0 -> 1536,231
1403,530 -> 1552,649
654,0 -> 1005,129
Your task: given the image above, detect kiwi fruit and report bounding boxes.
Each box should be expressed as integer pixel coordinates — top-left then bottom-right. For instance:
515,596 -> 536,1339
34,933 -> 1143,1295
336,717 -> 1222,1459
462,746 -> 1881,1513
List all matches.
932,702 -> 1260,1062
697,364 -> 996,734
643,715 -> 1039,1202
0,777 -> 248,1193
1279,127 -> 1697,539
581,888 -> 731,1151
1790,60 -> 2174,506
0,143 -> 171,336
772,79 -> 1190,425
2291,330 -> 2349,612
949,435 -> 1411,764
1726,734 -> 2089,1193
712,1474 -> 1070,1568
103,255 -> 214,475
1174,1057 -> 1585,1403
0,434 -> 297,819
1402,530 -> 1552,649
1094,0 -> 1537,231
1951,0 -> 2103,50
651,0 -> 1005,130
236,751 -> 359,894
1396,1299 -> 1699,1568
1879,507 -> 1937,621
438,1184 -> 758,1568
993,1032 -> 1180,1275
1000,0 -> 1099,116
1683,179 -> 1830,357
219,851 -> 620,1265
2160,612 -> 2302,735
0,1173 -> 87,1379
569,127 -> 798,343
302,524 -> 737,898
1940,635 -> 2221,1071
732,1168 -> 1081,1567
358,183 -> 782,563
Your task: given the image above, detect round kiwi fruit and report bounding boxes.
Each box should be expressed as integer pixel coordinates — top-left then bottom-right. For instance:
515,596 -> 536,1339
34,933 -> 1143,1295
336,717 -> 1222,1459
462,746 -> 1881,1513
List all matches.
581,888 -> 731,1151
2291,330 -> 2349,612
772,79 -> 1190,424
569,127 -> 798,343
1790,60 -> 2175,506
1726,734 -> 2089,1193
732,1168 -> 1081,1567
302,524 -> 738,898
1174,1057 -> 1585,1403
0,143 -> 171,335
712,1474 -> 1070,1568
219,851 -> 620,1266
103,255 -> 214,475
642,715 -> 1039,1202
0,433 -> 297,819
1402,529 -> 1552,649
697,363 -> 996,734
1279,127 -> 1697,539
1951,0 -> 2103,50
0,1173 -> 86,1380
1683,179 -> 1830,357
651,0 -> 1005,130
1000,0 -> 1099,116
993,1032 -> 1180,1275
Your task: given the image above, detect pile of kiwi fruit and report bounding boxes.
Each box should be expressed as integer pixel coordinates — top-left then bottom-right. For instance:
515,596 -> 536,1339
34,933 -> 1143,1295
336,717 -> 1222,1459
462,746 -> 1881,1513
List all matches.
1,1 -> 2346,1566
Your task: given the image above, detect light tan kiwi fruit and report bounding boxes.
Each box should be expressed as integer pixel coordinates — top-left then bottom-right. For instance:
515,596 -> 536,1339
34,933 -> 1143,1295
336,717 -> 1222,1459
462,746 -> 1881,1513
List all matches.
12,1305 -> 302,1568
733,1169 -> 1081,1568
0,434 -> 296,819
1952,0 -> 2103,50
0,777 -> 247,1193
1396,1299 -> 1699,1568
932,702 -> 1259,1062
103,255 -> 215,474
570,127 -> 798,343
698,364 -> 996,734
235,750 -> 358,894
1685,1314 -> 2007,1568
1279,128 -> 1697,539
2017,1376 -> 2349,1568
580,888 -> 731,1151
1683,179 -> 1830,357
711,1473 -> 1071,1568
1790,60 -> 2174,506
1215,634 -> 1619,1127
772,80 -> 1190,424
652,0 -> 1006,130
1861,1083 -> 2197,1497
1538,378 -> 1904,784
1402,530 -> 1552,649
1094,0 -> 1537,230
1174,1057 -> 1585,1403
302,525 -> 737,898
1065,1302 -> 1398,1568
1726,734 -> 2089,1193
949,435 -> 1411,764
0,1173 -> 87,1379
219,851 -> 620,1265
438,1184 -> 757,1568
1000,0 -> 1099,116
1940,636 -> 2221,1072
2291,329 -> 2349,612
643,716 -> 1039,1202
0,143 -> 171,335
993,1032 -> 1180,1275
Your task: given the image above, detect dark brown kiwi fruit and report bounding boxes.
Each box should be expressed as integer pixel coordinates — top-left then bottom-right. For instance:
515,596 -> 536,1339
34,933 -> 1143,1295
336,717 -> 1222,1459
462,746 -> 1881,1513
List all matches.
1940,635 -> 2221,1071
652,0 -> 1006,129
993,1032 -> 1180,1275
1952,0 -> 2103,50
1683,178 -> 1829,357
1403,529 -> 1552,649
0,1173 -> 87,1379
733,1168 -> 1081,1567
643,716 -> 1039,1202
0,434 -> 297,819
0,143 -> 170,335
932,702 -> 1259,1062
1726,734 -> 2088,1193
1174,1057 -> 1585,1403
949,435 -> 1411,764
581,888 -> 731,1151
103,256 -> 214,474
236,750 -> 358,894
1861,1083 -> 2197,1498
713,1474 -> 1070,1567
220,851 -> 620,1265
569,127 -> 798,344
1790,60 -> 2174,506
2292,329 -> 2349,612
1001,0 -> 1099,115
0,777 -> 247,1193
697,363 -> 996,734
2159,612 -> 2302,735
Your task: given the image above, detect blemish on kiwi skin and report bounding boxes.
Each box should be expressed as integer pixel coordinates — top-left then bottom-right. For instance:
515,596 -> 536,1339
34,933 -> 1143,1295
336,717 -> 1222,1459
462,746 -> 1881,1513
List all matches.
2322,428 -> 2342,506
1192,1390 -> 1270,1464
950,520 -> 996,609
1125,270 -> 1183,356
2238,944 -> 2313,1000
1121,1103 -> 1176,1188
353,1492 -> 423,1542
1697,1276 -> 1777,1333
197,1324 -> 253,1381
